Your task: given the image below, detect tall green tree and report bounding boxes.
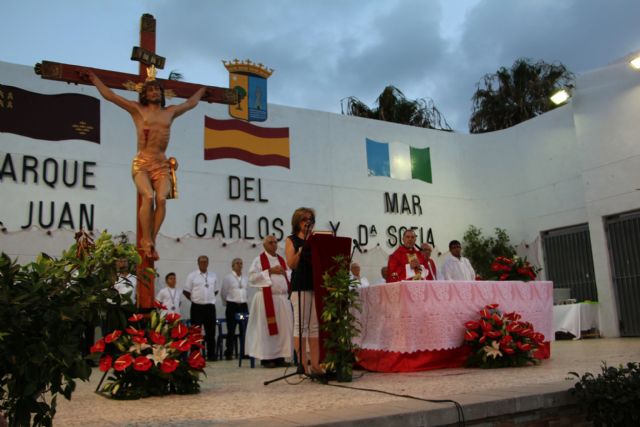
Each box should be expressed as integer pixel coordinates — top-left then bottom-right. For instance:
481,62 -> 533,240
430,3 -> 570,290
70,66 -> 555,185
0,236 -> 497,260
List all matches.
469,58 -> 575,133
342,85 -> 452,131
167,70 -> 183,81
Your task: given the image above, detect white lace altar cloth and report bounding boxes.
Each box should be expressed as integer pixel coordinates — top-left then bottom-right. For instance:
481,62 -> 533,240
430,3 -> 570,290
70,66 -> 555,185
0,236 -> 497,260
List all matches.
354,280 -> 553,354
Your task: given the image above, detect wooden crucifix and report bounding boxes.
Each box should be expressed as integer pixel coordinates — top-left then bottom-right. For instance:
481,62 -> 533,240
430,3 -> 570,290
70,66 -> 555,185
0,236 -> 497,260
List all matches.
35,13 -> 236,310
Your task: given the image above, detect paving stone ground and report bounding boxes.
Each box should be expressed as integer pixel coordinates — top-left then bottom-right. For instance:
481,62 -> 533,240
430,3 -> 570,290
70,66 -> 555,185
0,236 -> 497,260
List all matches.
53,338 -> 640,426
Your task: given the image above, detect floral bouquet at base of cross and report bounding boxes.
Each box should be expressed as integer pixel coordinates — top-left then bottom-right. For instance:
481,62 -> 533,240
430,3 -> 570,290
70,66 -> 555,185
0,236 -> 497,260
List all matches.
488,256 -> 541,281
90,305 -> 206,400
463,304 -> 545,369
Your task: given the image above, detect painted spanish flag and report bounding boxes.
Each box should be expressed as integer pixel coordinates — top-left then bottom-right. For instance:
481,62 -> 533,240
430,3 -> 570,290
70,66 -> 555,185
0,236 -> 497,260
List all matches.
204,116 -> 290,168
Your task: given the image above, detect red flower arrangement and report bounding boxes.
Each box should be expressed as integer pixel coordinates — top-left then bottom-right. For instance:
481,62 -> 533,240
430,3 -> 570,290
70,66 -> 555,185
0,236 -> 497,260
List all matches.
91,304 -> 206,399
489,256 -> 540,282
464,303 -> 545,368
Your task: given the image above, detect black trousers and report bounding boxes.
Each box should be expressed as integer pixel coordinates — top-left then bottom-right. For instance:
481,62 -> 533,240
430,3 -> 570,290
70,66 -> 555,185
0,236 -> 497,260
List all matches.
190,303 -> 216,360
224,301 -> 249,358
102,304 -> 135,336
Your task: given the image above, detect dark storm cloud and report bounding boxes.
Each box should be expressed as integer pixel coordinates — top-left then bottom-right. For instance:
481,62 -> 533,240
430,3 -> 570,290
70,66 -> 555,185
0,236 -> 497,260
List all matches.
146,0 -> 449,119
149,0 -> 640,131
460,0 -> 640,73
2,0 -> 638,132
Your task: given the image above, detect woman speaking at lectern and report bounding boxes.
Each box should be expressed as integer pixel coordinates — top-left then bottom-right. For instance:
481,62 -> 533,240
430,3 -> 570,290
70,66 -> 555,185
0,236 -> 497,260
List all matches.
284,207 -> 321,375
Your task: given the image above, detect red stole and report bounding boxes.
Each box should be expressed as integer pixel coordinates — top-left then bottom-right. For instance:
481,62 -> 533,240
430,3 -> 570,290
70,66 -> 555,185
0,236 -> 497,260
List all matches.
259,252 -> 289,336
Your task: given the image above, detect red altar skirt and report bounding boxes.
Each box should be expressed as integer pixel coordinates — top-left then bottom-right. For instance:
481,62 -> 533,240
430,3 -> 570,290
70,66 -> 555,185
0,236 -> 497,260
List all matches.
356,342 -> 551,373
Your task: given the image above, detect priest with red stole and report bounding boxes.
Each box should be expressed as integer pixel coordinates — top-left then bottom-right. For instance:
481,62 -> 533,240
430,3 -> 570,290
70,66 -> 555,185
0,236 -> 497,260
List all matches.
387,229 -> 433,282
245,235 -> 294,368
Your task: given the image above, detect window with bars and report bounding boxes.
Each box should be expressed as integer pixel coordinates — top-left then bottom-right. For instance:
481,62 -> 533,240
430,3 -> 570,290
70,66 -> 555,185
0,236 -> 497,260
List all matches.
542,224 -> 597,302
606,210 -> 640,336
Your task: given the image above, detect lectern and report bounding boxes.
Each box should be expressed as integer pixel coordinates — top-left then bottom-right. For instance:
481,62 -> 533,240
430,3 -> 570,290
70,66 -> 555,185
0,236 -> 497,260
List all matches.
308,233 -> 351,361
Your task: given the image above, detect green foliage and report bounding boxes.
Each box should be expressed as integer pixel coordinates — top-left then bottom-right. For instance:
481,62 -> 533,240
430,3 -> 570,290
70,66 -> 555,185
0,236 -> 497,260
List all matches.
569,362 -> 640,426
462,225 -> 516,279
469,58 -> 575,133
342,85 -> 452,131
0,231 -> 139,426
233,86 -> 247,105
320,256 -> 362,382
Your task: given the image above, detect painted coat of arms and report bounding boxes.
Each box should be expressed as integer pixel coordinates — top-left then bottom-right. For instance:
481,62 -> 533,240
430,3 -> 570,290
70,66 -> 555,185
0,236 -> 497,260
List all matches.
224,59 -> 273,122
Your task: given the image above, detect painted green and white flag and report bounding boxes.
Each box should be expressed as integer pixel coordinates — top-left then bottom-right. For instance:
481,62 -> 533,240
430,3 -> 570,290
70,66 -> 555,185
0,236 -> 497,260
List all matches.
366,138 -> 432,183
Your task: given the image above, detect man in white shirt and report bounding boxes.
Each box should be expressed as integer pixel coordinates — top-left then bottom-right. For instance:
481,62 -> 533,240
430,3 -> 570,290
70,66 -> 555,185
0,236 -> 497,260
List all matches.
183,255 -> 218,361
103,258 -> 138,334
440,240 -> 476,281
220,258 -> 249,360
350,262 -> 370,288
156,272 -> 181,317
113,258 -> 137,305
245,235 -> 293,368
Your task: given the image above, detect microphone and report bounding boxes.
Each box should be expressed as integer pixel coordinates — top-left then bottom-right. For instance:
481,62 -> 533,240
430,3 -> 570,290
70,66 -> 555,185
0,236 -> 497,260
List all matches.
303,217 -> 315,240
352,239 -> 363,253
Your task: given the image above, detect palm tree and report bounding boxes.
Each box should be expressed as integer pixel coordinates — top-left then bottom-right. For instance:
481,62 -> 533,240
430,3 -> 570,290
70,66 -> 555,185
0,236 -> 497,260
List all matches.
469,58 -> 575,133
342,86 -> 452,131
167,70 -> 184,81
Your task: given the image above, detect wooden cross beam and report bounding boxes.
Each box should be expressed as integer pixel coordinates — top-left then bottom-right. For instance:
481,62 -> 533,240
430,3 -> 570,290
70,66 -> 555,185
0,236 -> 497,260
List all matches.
35,60 -> 237,104
34,13 -> 234,310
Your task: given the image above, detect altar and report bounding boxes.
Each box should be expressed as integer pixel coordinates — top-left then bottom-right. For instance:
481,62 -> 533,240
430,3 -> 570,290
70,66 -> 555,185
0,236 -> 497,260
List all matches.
354,280 -> 553,372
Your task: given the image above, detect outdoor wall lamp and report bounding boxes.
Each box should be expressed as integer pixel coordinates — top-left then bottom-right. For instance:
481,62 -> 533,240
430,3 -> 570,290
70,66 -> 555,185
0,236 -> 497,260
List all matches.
550,89 -> 571,105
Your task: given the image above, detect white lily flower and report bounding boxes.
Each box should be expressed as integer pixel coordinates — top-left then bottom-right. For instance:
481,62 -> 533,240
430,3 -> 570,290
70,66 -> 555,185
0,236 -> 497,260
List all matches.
483,341 -> 503,359
147,344 -> 169,365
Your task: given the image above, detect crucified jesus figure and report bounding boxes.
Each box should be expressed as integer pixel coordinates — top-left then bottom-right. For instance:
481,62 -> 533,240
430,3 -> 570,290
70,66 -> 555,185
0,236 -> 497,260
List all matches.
83,70 -> 206,260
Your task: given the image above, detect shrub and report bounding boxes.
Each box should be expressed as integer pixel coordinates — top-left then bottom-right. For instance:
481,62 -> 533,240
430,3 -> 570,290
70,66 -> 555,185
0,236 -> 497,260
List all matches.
462,225 -> 516,279
569,362 -> 640,426
0,231 -> 139,426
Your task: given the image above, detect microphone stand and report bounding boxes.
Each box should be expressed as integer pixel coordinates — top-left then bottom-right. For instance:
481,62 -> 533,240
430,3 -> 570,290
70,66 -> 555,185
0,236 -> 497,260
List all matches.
350,239 -> 362,265
264,223 -> 315,385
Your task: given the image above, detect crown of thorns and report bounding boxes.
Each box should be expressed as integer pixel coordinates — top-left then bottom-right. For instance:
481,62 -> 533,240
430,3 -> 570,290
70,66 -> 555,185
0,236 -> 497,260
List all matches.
122,65 -> 175,98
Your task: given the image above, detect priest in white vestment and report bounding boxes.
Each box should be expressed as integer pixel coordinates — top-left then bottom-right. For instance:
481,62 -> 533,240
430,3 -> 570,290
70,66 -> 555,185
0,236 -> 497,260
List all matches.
245,235 -> 294,367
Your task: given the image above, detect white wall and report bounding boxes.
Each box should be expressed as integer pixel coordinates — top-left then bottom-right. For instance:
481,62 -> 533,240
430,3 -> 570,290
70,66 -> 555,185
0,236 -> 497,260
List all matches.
571,58 -> 640,337
2,54 -> 639,336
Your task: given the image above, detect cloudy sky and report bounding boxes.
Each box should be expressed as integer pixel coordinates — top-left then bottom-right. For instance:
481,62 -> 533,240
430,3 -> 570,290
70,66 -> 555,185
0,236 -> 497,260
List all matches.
2,0 -> 639,132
